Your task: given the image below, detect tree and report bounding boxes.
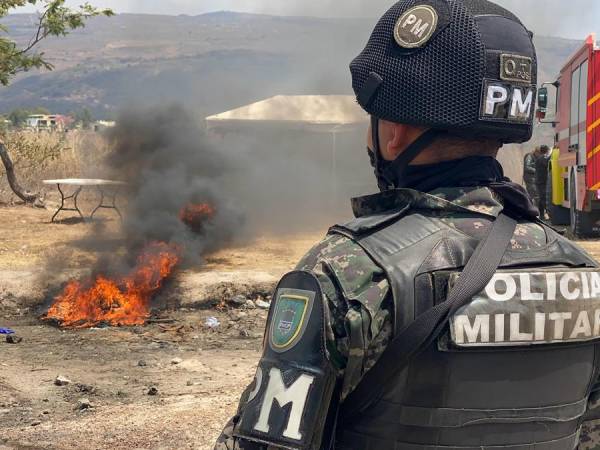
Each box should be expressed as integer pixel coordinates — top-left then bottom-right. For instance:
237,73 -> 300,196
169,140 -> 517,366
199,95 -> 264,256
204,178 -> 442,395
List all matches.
30,106 -> 50,115
0,1 -> 113,204
0,115 -> 8,132
8,107 -> 29,127
72,107 -> 93,129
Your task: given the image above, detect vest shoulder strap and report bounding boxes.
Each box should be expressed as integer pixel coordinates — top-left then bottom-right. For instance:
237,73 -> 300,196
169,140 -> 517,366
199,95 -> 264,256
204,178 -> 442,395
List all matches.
340,213 -> 518,422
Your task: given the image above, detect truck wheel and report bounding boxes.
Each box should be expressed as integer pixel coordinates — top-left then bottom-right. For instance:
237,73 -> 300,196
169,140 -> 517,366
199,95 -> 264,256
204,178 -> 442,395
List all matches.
546,174 -> 569,226
569,175 -> 600,238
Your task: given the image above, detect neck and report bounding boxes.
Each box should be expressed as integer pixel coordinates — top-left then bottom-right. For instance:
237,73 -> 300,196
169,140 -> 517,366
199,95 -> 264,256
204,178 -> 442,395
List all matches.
398,156 -> 505,192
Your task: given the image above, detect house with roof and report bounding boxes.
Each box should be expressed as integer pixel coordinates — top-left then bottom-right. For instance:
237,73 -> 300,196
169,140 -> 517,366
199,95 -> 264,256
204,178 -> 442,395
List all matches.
206,95 -> 375,224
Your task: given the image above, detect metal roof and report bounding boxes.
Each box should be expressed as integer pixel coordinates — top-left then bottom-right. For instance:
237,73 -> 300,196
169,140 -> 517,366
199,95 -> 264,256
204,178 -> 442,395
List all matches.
206,95 -> 368,127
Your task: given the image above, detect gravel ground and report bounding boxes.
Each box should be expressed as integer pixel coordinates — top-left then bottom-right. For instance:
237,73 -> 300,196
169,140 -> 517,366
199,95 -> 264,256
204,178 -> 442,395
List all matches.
0,205 -> 323,449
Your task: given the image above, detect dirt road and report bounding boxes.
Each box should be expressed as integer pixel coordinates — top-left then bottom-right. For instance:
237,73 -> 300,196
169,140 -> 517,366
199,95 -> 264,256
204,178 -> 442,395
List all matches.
1,311 -> 262,450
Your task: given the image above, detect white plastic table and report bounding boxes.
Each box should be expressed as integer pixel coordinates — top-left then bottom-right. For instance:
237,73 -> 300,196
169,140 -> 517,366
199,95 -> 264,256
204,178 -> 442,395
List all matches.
42,179 -> 127,223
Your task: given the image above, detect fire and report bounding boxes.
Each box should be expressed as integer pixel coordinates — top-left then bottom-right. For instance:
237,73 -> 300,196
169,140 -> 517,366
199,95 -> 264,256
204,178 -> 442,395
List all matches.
44,242 -> 180,328
43,202 -> 215,329
179,202 -> 216,232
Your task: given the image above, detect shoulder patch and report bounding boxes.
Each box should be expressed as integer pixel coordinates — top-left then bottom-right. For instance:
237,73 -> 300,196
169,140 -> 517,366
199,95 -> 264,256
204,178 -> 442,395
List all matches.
270,288 -> 315,353
394,5 -> 439,49
500,54 -> 533,84
234,271 -> 337,450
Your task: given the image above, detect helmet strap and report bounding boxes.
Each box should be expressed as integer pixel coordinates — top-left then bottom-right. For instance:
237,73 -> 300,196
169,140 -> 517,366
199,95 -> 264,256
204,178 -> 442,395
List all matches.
369,116 -> 388,190
370,115 -> 446,191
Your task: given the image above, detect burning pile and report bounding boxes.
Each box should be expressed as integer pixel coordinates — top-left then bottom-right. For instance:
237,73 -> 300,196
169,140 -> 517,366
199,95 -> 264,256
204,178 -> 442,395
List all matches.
44,242 -> 181,328
44,202 -> 217,329
179,203 -> 216,232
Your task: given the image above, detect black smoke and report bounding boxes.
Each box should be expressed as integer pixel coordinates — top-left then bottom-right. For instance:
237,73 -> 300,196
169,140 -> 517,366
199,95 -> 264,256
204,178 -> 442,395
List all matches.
38,105 -> 245,320
105,104 -> 243,265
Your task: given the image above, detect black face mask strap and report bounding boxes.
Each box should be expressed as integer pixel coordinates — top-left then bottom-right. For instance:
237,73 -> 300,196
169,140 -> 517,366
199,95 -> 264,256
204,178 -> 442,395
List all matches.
382,128 -> 446,188
370,115 -> 446,190
370,115 -> 394,191
371,115 -> 381,156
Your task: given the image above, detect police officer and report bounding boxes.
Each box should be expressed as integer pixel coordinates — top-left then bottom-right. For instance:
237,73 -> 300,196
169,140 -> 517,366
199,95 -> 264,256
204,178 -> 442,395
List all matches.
214,1 -> 600,449
523,147 -> 538,200
535,144 -> 551,219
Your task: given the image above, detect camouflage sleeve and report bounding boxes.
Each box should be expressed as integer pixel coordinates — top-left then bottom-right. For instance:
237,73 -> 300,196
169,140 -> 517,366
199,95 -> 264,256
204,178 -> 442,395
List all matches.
296,234 -> 392,399
214,420 -> 281,450
524,154 -> 536,175
214,385 -> 268,450
214,418 -> 263,450
214,234 -> 392,449
580,384 -> 600,449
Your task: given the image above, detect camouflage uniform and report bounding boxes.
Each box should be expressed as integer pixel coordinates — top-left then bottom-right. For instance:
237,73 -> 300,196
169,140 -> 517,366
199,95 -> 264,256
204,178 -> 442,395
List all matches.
214,186 -> 549,450
581,388 -> 600,449
523,152 -> 538,200
582,421 -> 600,449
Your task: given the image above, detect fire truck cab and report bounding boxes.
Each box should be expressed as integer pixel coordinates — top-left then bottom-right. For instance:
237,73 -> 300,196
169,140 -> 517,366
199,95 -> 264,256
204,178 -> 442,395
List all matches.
538,34 -> 600,237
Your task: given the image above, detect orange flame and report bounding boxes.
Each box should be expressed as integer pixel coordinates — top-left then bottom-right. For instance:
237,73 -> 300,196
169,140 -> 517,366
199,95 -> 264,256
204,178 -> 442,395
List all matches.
44,242 -> 180,328
179,202 -> 216,231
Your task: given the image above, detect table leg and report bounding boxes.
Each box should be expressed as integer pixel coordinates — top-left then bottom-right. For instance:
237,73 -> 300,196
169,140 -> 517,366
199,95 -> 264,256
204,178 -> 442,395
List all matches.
51,184 -> 65,223
73,187 -> 85,221
112,188 -> 123,222
90,186 -> 105,220
90,186 -> 123,222
51,184 -> 84,223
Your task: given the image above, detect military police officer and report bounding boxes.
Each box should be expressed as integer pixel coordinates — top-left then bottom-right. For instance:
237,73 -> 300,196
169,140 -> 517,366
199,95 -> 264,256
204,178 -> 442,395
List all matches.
534,144 -> 551,219
215,1 -> 600,449
523,148 -> 538,200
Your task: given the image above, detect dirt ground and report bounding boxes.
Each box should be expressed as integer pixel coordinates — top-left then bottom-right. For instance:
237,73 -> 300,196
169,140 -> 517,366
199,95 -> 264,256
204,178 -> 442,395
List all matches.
0,204 -> 323,450
3,204 -> 600,450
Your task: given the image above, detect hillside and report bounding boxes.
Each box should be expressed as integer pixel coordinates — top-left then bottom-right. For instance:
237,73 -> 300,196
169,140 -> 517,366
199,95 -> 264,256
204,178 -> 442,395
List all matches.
0,12 -> 583,119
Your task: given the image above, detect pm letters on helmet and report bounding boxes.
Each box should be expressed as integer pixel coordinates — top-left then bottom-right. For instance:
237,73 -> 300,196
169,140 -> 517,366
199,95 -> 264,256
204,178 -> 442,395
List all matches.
394,5 -> 438,48
480,79 -> 534,123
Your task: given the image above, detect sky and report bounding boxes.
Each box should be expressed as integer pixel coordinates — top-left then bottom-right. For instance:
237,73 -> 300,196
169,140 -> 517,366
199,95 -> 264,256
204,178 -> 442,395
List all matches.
14,0 -> 600,40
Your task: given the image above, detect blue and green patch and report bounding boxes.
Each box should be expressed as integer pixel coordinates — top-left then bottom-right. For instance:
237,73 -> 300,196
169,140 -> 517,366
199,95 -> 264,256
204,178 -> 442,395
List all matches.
269,288 -> 315,352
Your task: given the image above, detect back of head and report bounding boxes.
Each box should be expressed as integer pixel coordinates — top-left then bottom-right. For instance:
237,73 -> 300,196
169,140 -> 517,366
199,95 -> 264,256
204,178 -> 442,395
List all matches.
350,0 -> 537,144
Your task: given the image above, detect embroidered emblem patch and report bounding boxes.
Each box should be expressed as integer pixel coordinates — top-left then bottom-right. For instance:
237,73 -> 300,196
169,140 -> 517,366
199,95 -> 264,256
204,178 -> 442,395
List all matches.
394,5 -> 439,49
500,54 -> 533,84
270,289 -> 315,352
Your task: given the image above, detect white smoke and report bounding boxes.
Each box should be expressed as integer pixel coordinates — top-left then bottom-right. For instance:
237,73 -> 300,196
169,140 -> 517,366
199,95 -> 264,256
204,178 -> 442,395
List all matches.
494,0 -> 600,39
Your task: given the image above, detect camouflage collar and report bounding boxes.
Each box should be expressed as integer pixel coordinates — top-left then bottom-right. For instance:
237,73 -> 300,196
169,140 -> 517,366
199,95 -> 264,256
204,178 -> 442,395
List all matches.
351,187 -> 504,218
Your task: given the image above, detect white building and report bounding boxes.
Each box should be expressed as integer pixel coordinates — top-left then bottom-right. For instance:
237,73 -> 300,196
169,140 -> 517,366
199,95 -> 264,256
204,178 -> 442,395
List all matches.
26,114 -> 68,131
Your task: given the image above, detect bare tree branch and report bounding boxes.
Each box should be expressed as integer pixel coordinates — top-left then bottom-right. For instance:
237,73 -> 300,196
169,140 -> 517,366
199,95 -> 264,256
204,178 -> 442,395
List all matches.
0,140 -> 40,203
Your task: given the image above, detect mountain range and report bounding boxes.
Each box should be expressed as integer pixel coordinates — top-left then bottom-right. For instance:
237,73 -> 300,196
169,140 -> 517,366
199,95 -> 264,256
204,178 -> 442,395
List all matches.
0,12 -> 584,119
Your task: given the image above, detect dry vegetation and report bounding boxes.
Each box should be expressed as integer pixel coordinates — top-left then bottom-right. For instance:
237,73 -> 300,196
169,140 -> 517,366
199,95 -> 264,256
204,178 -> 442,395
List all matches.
0,130 -> 111,205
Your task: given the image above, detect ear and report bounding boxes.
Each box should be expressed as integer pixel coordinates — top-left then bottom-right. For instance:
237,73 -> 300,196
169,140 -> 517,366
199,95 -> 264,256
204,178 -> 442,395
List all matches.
386,123 -> 413,160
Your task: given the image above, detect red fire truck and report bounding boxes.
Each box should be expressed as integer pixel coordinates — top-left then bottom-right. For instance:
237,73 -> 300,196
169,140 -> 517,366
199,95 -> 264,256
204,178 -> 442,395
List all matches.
538,34 -> 600,237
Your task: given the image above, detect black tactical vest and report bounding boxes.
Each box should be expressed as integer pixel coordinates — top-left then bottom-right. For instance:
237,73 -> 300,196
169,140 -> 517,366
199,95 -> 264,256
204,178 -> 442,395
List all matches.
330,210 -> 600,450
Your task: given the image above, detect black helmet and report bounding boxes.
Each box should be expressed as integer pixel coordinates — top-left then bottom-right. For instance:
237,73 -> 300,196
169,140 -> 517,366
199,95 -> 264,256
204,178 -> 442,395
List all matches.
351,0 -> 537,144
